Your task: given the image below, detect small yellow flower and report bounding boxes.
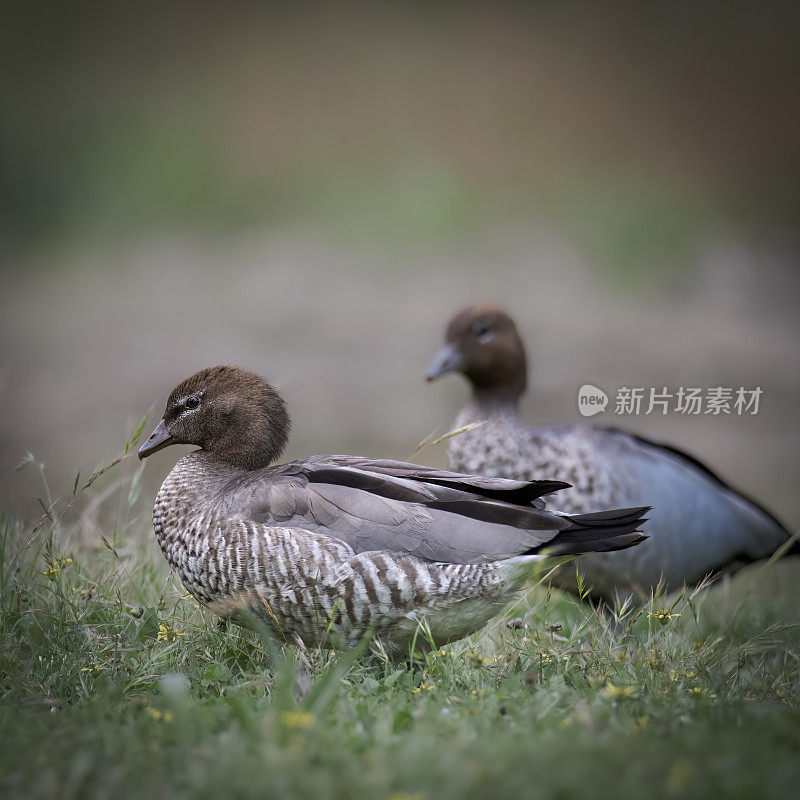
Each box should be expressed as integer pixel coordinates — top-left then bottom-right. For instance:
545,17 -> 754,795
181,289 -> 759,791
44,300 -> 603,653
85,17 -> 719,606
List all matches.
81,665 -> 106,675
146,708 -> 174,721
538,651 -> 553,664
649,608 -> 680,626
466,651 -> 499,667
41,556 -> 73,578
280,711 -> 314,728
602,682 -> 638,700
157,623 -> 185,642
470,689 -> 485,699
412,682 -> 434,694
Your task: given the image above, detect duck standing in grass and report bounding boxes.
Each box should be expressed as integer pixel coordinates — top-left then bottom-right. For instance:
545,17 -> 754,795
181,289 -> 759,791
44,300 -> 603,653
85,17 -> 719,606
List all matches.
426,303 -> 795,600
139,366 -> 648,652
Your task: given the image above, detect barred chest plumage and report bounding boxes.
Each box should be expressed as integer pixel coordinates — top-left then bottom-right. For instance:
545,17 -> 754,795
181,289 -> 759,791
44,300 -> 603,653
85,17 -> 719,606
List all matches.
152,454 -> 229,604
152,455 -> 352,631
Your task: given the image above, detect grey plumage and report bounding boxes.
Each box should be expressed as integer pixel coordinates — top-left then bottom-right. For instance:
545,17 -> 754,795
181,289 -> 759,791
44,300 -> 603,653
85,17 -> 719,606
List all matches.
427,303 -> 795,600
141,366 -> 647,652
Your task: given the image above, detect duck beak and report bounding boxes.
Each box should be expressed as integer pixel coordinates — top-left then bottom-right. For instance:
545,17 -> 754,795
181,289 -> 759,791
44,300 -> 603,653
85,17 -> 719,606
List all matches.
425,344 -> 464,381
138,419 -> 175,459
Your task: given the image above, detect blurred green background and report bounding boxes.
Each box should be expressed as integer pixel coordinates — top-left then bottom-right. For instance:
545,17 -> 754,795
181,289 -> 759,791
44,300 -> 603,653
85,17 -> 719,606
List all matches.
1,1 -> 798,525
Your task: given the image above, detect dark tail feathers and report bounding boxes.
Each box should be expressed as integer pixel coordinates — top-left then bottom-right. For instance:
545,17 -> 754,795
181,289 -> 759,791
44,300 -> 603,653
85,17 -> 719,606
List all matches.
536,506 -> 650,556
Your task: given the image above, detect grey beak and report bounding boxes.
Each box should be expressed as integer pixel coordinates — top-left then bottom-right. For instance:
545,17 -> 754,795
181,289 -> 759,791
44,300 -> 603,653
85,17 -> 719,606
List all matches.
138,419 -> 175,459
425,344 -> 464,381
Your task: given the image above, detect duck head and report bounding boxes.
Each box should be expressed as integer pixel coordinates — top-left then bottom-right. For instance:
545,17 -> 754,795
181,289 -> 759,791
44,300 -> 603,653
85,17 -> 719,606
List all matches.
138,365 -> 290,470
426,303 -> 528,402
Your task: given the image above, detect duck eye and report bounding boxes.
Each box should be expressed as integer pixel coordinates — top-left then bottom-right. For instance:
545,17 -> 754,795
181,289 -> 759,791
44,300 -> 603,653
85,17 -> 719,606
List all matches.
185,396 -> 200,410
472,322 -> 493,340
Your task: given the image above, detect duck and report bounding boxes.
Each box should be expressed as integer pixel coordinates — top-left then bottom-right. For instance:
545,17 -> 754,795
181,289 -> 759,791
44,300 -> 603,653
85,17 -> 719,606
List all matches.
425,303 -> 795,600
138,365 -> 648,652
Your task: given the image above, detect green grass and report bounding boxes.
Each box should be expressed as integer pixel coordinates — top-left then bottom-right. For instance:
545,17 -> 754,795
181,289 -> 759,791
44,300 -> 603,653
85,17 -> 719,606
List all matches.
1,452 -> 798,800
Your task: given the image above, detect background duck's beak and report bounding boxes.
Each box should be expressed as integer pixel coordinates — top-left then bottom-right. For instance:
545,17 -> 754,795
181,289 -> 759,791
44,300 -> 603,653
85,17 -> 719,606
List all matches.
138,419 -> 175,459
425,344 -> 464,381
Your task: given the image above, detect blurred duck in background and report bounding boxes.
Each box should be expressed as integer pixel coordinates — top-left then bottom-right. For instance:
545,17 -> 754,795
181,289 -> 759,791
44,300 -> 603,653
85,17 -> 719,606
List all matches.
426,303 -> 796,601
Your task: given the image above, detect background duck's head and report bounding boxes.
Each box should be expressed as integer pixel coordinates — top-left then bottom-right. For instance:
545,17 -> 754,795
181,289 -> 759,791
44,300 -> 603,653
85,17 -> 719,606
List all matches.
426,304 -> 528,401
138,366 -> 290,470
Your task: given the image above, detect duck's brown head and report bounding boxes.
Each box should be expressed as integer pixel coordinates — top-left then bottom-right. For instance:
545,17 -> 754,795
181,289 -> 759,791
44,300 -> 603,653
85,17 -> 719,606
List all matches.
138,366 -> 290,470
426,303 -> 527,401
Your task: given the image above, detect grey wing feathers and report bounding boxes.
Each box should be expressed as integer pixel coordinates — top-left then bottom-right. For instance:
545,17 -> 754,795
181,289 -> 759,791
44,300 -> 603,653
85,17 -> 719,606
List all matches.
324,456 -> 572,504
234,456 -> 647,565
596,426 -> 793,543
587,427 -> 793,561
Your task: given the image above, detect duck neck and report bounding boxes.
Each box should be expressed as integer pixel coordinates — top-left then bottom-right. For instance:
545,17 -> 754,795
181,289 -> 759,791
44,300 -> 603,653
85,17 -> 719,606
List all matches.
180,449 -> 245,482
155,451 -> 242,516
468,387 -> 523,418
203,405 -> 290,471
207,429 -> 279,471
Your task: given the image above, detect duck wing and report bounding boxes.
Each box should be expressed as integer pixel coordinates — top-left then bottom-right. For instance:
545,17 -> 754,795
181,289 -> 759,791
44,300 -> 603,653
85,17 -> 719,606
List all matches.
527,424 -> 793,581
591,426 -> 794,561
228,455 -> 647,564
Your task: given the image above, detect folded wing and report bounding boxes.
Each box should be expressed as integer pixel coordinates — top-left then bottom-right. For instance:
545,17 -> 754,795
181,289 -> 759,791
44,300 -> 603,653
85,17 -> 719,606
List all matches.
231,456 -> 647,564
